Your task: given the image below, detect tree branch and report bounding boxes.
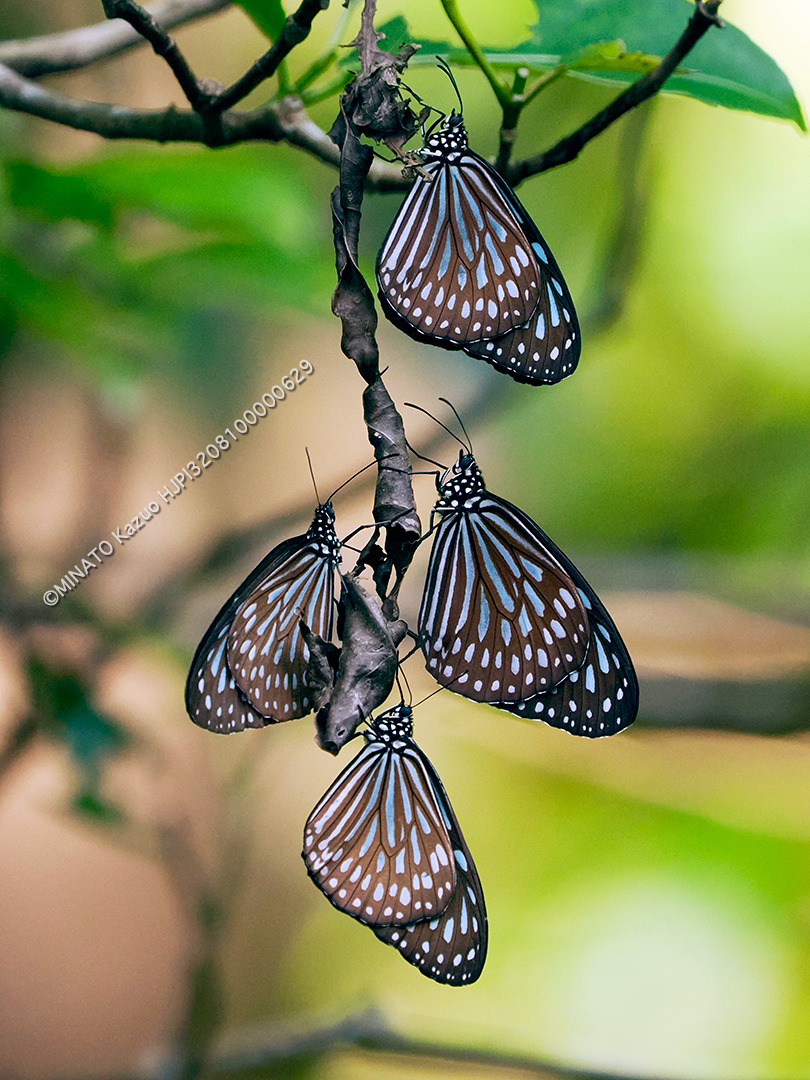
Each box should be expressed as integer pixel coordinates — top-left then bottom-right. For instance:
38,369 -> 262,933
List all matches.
0,61 -> 270,145
207,1008 -> 716,1080
0,0 -> 231,79
507,0 -> 724,185
0,58 -> 410,185
213,0 -> 330,112
101,0 -> 207,110
99,0 -> 331,144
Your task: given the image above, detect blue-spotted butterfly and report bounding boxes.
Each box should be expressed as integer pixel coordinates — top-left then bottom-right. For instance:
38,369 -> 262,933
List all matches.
185,502 -> 340,732
419,452 -> 638,737
303,704 -> 487,984
377,111 -> 579,384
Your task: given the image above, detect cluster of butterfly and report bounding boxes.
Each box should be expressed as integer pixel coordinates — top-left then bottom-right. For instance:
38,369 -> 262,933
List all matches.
186,90 -> 637,985
186,444 -> 637,983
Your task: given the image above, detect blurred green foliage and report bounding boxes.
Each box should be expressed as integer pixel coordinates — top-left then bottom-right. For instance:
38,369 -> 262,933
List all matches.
380,0 -> 804,128
0,144 -> 333,408
28,658 -> 129,820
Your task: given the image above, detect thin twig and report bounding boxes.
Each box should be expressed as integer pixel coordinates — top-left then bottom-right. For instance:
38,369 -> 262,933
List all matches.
507,0 -> 724,185
101,0 -> 205,109
207,1008 -> 738,1080
212,0 -> 330,112
440,0 -> 509,108
582,99 -> 655,335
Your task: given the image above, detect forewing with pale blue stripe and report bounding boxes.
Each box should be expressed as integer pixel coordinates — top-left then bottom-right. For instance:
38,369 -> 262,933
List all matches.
419,453 -> 591,704
186,504 -> 340,732
303,706 -> 456,927
226,504 -> 340,722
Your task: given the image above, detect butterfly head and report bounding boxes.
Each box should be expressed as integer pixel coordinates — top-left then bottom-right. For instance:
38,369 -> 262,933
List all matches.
435,450 -> 485,510
422,111 -> 468,160
307,501 -> 341,562
365,703 -> 414,745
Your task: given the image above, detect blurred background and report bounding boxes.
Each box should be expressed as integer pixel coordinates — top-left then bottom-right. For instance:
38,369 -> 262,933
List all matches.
1,1 -> 810,1077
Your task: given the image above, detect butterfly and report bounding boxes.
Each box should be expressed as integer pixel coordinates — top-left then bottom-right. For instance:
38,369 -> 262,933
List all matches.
185,501 -> 340,732
418,451 -> 637,737
376,110 -> 580,385
303,704 -> 487,984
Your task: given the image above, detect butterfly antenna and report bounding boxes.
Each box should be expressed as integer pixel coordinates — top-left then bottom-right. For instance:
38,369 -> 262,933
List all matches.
412,679 -> 455,710
305,447 -> 322,505
395,664 -> 413,707
403,432 -> 445,472
438,397 -> 473,453
325,455 -> 395,504
404,401 -> 468,453
437,56 -> 463,115
400,80 -> 441,116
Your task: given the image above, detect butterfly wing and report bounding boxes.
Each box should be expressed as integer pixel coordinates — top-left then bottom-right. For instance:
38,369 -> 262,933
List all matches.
419,491 -> 591,703
377,150 -> 546,347
303,735 -> 457,927
504,573 -> 638,737
185,535 -> 307,733
462,280 -> 580,385
374,756 -> 487,985
227,532 -> 338,723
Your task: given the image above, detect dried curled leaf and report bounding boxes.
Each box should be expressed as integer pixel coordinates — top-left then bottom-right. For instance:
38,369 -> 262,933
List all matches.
315,571 -> 407,754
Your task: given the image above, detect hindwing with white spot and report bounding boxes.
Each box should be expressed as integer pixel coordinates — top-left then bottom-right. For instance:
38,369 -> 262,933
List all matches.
504,579 -> 638,737
373,749 -> 487,985
186,618 -> 270,734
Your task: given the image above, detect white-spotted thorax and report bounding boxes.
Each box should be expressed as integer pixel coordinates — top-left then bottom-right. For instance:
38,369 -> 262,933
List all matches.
363,704 -> 414,746
420,111 -> 468,165
434,450 -> 485,514
306,501 -> 341,563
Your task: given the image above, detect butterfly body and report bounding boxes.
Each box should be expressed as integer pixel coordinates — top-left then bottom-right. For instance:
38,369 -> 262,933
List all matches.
304,704 -> 487,983
186,503 -> 340,732
419,452 -> 638,735
377,114 -> 580,384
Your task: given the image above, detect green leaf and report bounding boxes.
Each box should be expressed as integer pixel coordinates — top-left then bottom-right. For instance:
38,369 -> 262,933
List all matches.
29,662 -> 129,768
5,160 -> 114,229
1,148 -> 330,395
234,0 -> 287,41
405,1 -> 805,129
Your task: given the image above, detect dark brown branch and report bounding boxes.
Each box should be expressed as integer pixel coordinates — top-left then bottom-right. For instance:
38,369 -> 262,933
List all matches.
101,0 -> 205,109
0,58 -> 410,181
213,0 -> 330,112
101,0 -> 330,124
0,0 -> 230,79
507,0 -> 724,185
0,61 -> 270,146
